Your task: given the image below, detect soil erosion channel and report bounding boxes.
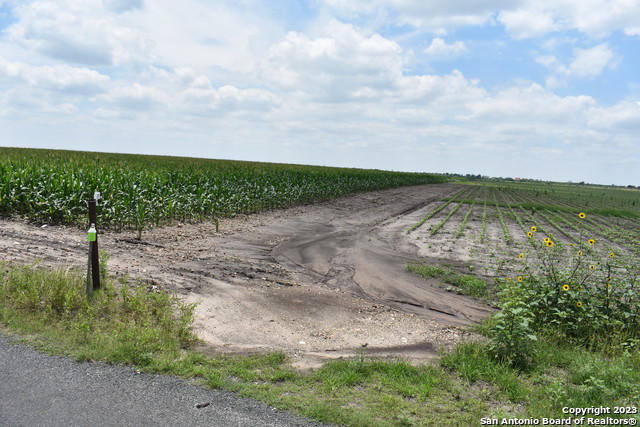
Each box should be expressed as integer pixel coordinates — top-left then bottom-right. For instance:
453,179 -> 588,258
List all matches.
0,184 -> 493,368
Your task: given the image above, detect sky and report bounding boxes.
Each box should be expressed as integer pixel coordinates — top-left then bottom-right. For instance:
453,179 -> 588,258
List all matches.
1,0 -> 639,186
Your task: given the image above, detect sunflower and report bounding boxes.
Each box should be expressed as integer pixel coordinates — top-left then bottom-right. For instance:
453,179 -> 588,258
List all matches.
609,252 -> 615,258
518,253 -> 524,260
588,239 -> 596,245
562,284 -> 570,291
517,276 -> 523,282
578,212 -> 586,219
527,231 -> 534,238
576,301 -> 583,308
530,226 -> 537,232
544,237 -> 551,243
589,264 -> 596,270
578,250 -> 583,256
546,240 -> 554,247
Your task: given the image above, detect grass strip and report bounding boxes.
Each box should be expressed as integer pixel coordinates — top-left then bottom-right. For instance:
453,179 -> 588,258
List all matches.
406,262 -> 492,301
0,261 -> 497,425
2,261 -> 639,426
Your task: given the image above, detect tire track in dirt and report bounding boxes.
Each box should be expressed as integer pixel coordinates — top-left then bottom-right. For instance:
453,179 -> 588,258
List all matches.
273,210 -> 492,327
1,184 -> 492,368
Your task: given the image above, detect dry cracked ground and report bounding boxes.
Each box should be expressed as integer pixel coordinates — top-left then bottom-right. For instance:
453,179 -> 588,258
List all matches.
0,183 -> 495,369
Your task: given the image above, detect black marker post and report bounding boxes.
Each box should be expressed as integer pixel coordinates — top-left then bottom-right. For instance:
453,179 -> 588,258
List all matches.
86,193 -> 101,293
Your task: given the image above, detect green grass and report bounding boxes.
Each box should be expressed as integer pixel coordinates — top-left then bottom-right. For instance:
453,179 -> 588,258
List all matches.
0,260 -> 198,363
442,338 -> 640,419
406,262 -> 491,301
2,261 -> 638,426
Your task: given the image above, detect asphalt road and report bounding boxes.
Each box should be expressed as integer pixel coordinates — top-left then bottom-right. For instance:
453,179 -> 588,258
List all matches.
0,335 -> 330,427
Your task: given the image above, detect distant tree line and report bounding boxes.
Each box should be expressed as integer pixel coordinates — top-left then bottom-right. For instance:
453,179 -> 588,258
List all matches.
442,173 -> 638,189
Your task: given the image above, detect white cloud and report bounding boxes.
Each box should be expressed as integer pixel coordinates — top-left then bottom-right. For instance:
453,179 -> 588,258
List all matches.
424,38 -> 468,58
322,0 -> 516,32
538,43 -> 618,87
396,71 -> 485,109
498,0 -> 640,39
263,20 -> 404,102
4,0 -> 153,66
461,83 -> 596,126
322,0 -> 640,39
0,56 -> 110,93
587,100 -> 640,131
103,0 -> 144,13
96,82 -> 163,111
497,8 -> 557,39
89,65 -> 280,119
566,43 -> 617,78
127,0 -> 280,74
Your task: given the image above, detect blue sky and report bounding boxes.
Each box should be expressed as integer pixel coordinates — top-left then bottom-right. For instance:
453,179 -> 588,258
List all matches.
1,0 -> 639,185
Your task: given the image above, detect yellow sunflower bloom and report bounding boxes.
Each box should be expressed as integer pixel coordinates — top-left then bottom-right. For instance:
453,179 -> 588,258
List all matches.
527,231 -> 533,237
530,226 -> 537,232
576,301 -> 583,308
562,284 -> 570,291
519,253 -> 524,259
546,240 -> 554,247
578,212 -> 586,219
609,252 -> 615,258
517,276 -> 523,282
588,239 -> 595,245
589,264 -> 595,270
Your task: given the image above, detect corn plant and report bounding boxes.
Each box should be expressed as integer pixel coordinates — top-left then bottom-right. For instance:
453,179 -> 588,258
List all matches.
0,147 -> 447,235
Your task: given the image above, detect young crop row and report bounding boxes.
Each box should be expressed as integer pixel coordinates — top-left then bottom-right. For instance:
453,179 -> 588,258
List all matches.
409,183 -> 640,279
0,147 -> 447,235
406,186 -> 476,234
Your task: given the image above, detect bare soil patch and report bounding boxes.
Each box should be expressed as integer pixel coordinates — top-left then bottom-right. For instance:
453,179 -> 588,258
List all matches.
0,184 -> 493,369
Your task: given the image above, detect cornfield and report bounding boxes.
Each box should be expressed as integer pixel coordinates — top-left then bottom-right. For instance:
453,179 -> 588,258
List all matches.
0,147 -> 447,234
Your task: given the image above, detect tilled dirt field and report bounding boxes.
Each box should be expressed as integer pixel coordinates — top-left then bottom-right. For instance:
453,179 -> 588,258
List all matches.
0,184 -> 494,369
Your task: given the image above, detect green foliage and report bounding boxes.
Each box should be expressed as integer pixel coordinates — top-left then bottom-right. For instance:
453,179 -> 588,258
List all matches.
407,262 -> 490,300
499,217 -> 640,356
440,341 -> 527,402
0,147 -> 447,234
1,263 -> 87,317
0,260 -> 198,356
455,204 -> 474,238
406,263 -> 446,278
441,338 -> 639,419
487,278 -> 538,369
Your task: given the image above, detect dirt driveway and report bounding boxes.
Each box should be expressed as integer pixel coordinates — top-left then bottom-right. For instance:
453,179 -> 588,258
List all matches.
0,184 -> 493,368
